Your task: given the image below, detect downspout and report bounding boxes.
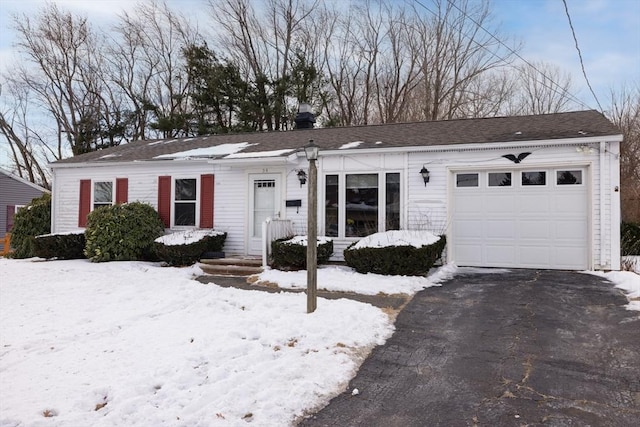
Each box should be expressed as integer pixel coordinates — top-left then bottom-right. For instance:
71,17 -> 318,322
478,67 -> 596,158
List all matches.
599,141 -> 606,269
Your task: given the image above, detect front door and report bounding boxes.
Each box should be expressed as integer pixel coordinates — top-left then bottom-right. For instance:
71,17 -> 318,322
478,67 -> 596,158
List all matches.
248,173 -> 282,255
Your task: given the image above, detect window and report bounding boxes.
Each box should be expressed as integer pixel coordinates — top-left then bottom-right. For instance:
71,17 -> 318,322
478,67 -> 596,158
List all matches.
93,181 -> 113,210
386,173 -> 400,230
557,170 -> 582,185
324,172 -> 401,238
174,178 -> 197,226
522,171 -> 546,186
325,175 -> 339,237
456,173 -> 479,187
488,172 -> 512,187
346,174 -> 378,237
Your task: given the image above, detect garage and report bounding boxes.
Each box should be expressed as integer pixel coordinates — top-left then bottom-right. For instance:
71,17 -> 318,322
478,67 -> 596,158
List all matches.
451,167 -> 589,270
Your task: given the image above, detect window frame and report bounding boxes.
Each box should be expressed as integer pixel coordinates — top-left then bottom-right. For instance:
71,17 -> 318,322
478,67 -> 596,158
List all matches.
520,170 -> 547,187
487,171 -> 513,187
171,177 -> 200,228
556,170 -> 584,186
455,172 -> 479,188
322,171 -> 403,239
92,180 -> 114,211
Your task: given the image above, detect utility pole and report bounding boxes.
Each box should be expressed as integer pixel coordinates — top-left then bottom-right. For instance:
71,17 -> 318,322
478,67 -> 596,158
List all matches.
304,140 -> 319,313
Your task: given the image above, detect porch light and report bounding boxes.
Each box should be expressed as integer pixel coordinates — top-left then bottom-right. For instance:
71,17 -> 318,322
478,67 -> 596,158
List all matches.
420,165 -> 430,186
304,140 -> 319,161
297,169 -> 307,186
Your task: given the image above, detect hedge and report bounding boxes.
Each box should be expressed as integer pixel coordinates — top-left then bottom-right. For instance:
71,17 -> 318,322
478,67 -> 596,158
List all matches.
9,193 -> 51,259
270,236 -> 333,270
34,232 -> 86,260
154,230 -> 227,266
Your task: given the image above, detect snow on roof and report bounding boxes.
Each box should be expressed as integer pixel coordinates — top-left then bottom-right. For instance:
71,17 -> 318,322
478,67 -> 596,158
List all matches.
225,149 -> 295,159
339,141 -> 364,149
352,230 -> 440,249
154,142 -> 256,159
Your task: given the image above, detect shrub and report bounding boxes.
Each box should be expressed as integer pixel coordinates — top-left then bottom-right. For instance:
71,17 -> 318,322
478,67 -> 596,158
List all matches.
344,232 -> 446,276
270,236 -> 333,270
9,193 -> 51,259
84,202 -> 165,262
154,230 -> 227,266
621,222 -> 640,256
34,232 -> 86,260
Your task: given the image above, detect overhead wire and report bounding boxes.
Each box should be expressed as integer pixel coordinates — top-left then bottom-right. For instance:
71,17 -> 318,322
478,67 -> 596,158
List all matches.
561,0 -> 605,112
409,0 -> 597,112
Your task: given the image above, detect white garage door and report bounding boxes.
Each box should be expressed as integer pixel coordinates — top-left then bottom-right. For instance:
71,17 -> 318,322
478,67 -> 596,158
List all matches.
451,168 -> 588,270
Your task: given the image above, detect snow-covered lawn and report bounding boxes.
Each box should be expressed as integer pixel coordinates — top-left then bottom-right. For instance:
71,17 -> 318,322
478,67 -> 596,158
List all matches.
0,258 -> 451,427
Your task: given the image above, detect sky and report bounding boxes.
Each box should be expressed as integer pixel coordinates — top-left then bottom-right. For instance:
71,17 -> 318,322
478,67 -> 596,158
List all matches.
0,0 -> 638,107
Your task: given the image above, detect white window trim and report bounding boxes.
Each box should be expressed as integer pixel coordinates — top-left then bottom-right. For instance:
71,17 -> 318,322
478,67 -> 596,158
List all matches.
171,176 -> 200,229
91,180 -> 115,211
321,171 -> 403,239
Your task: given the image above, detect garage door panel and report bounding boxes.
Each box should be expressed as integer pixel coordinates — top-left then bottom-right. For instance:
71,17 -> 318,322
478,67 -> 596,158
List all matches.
485,194 -> 515,213
455,220 -> 483,238
452,168 -> 588,270
519,195 -> 550,214
485,220 -> 516,238
519,220 -> 551,239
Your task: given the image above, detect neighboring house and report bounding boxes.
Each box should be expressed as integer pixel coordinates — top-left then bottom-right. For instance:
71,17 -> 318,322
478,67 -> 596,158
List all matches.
50,110 -> 623,271
0,168 -> 50,253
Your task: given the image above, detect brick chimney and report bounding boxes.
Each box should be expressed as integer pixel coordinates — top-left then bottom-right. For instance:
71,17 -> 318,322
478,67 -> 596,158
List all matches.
294,103 -> 315,130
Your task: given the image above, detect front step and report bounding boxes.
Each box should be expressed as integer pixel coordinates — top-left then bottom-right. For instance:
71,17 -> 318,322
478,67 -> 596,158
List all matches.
199,257 -> 263,277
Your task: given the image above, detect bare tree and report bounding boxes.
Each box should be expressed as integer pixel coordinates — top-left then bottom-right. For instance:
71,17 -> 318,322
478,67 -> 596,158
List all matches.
506,60 -> 576,115
607,84 -> 640,222
9,3 -> 122,155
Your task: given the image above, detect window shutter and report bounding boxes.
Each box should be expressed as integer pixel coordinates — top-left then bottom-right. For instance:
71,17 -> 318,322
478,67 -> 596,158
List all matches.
78,179 -> 91,227
116,178 -> 128,204
200,174 -> 215,228
158,176 -> 171,228
6,205 -> 15,231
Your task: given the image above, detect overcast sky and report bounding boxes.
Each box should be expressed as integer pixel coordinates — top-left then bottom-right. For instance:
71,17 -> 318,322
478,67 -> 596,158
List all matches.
0,0 -> 638,111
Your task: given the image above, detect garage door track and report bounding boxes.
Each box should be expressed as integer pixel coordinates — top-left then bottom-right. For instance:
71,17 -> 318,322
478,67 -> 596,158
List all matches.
300,269 -> 640,426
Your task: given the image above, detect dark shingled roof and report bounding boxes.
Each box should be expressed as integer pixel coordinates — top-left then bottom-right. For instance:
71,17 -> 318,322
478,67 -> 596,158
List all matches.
53,110 -> 620,165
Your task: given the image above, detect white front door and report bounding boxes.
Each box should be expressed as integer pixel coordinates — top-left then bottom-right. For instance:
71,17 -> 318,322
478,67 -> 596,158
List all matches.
248,174 -> 282,255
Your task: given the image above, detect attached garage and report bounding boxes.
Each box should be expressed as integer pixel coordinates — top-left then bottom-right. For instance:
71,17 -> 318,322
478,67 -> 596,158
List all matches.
451,167 -> 589,270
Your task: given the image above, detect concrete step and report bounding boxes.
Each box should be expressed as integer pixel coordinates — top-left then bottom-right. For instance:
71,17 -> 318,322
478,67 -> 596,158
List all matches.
198,257 -> 263,276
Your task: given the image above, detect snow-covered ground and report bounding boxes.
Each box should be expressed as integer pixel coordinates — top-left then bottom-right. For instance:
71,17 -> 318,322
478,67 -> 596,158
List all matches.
592,256 -> 640,312
1,256 -> 637,427
0,258 -> 452,427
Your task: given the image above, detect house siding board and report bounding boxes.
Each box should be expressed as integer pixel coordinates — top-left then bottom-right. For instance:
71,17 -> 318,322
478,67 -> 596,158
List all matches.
0,171 -> 47,252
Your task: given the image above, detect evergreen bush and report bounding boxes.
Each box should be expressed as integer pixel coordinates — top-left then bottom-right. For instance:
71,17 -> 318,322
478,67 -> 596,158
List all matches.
84,202 -> 165,262
621,222 -> 640,256
34,232 -> 86,260
154,230 -> 227,266
9,193 -> 51,259
344,235 -> 446,276
270,236 -> 333,270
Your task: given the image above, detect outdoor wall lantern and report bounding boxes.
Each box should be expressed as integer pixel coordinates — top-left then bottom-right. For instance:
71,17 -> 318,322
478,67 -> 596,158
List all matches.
420,165 -> 430,186
297,169 -> 307,187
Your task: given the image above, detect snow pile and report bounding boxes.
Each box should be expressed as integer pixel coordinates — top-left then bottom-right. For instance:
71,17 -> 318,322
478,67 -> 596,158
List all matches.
593,269 -> 640,312
0,258 -> 394,427
258,264 -> 457,296
352,230 -> 440,250
155,229 -> 225,246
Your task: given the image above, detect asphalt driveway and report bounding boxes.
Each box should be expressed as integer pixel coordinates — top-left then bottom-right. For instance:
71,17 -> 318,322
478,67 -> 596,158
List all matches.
299,269 -> 640,426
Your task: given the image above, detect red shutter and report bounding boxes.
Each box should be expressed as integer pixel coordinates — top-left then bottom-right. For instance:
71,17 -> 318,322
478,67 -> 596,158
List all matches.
6,205 -> 15,231
158,176 -> 171,228
116,178 -> 128,204
200,174 -> 215,228
78,179 -> 91,227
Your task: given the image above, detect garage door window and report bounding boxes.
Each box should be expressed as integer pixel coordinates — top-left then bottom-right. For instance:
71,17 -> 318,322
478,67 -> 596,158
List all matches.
456,173 -> 479,187
522,171 -> 546,186
488,172 -> 512,187
557,170 -> 583,185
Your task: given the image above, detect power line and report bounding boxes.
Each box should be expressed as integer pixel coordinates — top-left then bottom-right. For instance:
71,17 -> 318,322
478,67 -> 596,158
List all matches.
410,0 -> 595,112
561,0 -> 604,112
